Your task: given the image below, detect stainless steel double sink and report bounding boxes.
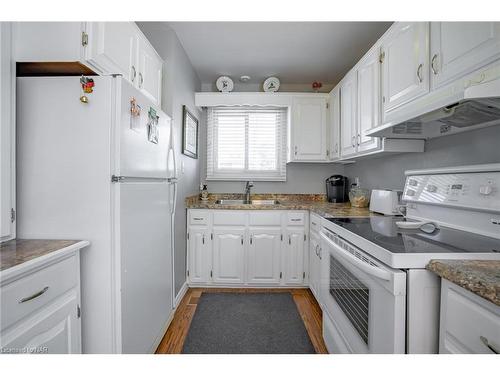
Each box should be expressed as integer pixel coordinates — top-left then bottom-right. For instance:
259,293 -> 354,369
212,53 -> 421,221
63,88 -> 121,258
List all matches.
215,199 -> 280,206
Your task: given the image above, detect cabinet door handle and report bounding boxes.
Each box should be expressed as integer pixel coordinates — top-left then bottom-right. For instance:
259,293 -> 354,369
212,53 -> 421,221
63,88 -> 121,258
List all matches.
417,63 -> 423,83
19,286 -> 49,304
250,235 -> 253,245
131,66 -> 136,82
352,135 -> 356,148
315,244 -> 319,256
357,134 -> 361,146
318,247 -> 322,260
139,72 -> 144,88
288,236 -> 291,245
241,236 -> 244,245
202,234 -> 205,244
294,145 -> 298,156
480,336 -> 499,354
431,54 -> 439,75
334,143 -> 338,153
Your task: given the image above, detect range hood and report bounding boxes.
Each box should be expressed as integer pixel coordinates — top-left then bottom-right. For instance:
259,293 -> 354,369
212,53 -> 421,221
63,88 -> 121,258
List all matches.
366,74 -> 500,139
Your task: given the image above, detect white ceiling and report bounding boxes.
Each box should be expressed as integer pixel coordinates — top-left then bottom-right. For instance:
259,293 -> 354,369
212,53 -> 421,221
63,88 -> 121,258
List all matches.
165,22 -> 392,85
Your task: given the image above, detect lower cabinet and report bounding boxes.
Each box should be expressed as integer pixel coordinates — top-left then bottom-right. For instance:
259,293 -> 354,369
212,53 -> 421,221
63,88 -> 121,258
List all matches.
247,228 -> 281,285
212,227 -> 245,284
187,210 -> 309,287
309,231 -> 321,300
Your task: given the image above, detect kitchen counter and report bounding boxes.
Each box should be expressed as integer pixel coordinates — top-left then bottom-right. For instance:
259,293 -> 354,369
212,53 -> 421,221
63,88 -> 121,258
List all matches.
427,260 -> 500,306
185,194 -> 374,218
0,239 -> 87,272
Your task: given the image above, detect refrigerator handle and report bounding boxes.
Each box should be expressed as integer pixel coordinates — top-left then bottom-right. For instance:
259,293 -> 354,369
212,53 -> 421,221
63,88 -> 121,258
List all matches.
170,180 -> 177,217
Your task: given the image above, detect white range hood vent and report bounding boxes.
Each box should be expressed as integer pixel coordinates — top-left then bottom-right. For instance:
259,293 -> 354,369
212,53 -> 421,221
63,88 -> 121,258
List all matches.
366,74 -> 500,139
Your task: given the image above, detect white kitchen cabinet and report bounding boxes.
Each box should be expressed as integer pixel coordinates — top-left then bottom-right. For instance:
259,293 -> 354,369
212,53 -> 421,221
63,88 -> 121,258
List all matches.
340,70 -> 358,158
212,227 -> 245,284
0,23 -> 15,242
85,22 -> 137,82
187,226 -> 212,284
430,22 -> 500,89
247,228 -> 281,285
439,279 -> 500,354
328,86 -> 341,161
357,46 -> 381,154
0,243 -> 85,354
381,22 -> 429,115
13,22 -> 163,106
137,37 -> 163,105
283,227 -> 306,285
290,96 -> 328,162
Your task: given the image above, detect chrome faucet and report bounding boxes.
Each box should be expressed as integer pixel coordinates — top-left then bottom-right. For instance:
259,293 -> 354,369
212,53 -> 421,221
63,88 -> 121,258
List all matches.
245,181 -> 254,203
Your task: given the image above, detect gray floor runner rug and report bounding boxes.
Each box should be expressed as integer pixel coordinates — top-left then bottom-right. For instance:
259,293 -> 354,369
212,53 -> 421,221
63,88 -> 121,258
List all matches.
182,292 -> 316,354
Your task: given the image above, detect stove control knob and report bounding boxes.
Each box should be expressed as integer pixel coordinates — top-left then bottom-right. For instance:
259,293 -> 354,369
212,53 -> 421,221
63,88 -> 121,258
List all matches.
407,190 -> 416,197
479,185 -> 493,195
409,179 -> 418,187
426,184 -> 437,193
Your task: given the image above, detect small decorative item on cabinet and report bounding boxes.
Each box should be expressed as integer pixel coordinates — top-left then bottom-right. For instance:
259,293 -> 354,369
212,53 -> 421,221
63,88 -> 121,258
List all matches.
200,184 -> 209,201
216,76 -> 234,93
263,77 -> 280,92
312,81 -> 323,93
79,76 -> 94,103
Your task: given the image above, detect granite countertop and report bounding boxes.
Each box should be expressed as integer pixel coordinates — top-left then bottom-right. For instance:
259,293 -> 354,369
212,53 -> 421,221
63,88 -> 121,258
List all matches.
185,193 -> 375,218
0,239 -> 83,272
427,260 -> 500,306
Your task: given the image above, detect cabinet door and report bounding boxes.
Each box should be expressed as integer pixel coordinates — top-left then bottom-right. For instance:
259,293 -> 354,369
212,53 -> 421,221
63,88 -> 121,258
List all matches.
187,226 -> 211,283
2,294 -> 81,354
430,22 -> 500,89
212,227 -> 245,284
291,97 -> 328,161
357,47 -> 381,154
137,37 -> 163,106
247,228 -> 281,285
309,231 -> 320,299
283,227 -> 306,285
340,71 -> 358,158
1,23 -> 15,242
85,22 -> 138,82
381,22 -> 429,114
328,86 -> 341,161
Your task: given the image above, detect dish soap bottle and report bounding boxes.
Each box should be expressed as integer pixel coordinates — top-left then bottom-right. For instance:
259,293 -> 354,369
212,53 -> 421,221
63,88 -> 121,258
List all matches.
200,184 -> 209,201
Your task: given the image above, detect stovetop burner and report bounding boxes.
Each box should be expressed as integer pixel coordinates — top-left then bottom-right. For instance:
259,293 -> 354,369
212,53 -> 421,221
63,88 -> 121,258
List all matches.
326,216 -> 500,254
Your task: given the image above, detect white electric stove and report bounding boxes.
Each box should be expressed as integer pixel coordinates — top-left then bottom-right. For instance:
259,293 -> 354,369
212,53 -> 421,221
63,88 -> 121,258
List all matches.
319,164 -> 500,354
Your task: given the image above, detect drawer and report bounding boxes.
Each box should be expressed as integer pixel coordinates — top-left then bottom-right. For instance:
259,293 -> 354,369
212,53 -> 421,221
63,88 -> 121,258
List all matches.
310,213 -> 321,233
441,281 -> 500,354
1,255 -> 78,331
286,212 -> 306,226
249,211 -> 281,226
189,210 -> 210,225
213,211 -> 246,226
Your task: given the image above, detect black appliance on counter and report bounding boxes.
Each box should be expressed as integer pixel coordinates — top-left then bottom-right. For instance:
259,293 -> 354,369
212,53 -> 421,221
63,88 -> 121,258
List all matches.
326,175 -> 349,203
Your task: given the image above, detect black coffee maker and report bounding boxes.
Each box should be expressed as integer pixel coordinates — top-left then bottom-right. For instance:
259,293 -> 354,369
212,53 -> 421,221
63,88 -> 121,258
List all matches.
326,175 -> 349,203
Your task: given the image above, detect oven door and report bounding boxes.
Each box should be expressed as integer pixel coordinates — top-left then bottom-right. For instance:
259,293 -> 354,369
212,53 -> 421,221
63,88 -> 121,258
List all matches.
320,228 -> 407,353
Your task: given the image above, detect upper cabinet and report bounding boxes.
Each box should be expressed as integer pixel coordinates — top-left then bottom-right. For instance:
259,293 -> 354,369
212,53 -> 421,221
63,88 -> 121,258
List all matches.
1,23 -> 15,243
430,22 -> 500,89
290,96 -> 328,162
13,22 -> 163,106
381,22 -> 429,116
328,86 -> 341,161
340,70 -> 358,158
357,45 -> 382,154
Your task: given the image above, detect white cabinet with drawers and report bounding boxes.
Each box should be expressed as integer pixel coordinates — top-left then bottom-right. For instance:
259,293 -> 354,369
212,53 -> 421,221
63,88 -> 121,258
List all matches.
439,279 -> 500,354
187,209 -> 309,287
0,242 -> 87,354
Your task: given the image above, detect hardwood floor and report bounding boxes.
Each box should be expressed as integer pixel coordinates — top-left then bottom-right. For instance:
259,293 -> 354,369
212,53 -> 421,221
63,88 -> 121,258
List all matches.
155,288 -> 328,354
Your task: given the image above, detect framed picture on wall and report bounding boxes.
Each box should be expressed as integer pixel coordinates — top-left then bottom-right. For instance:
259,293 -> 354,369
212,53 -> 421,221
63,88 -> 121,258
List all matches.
182,105 -> 199,159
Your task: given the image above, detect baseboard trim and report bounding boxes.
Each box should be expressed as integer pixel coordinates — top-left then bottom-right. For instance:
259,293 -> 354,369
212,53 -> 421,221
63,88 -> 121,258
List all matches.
174,281 -> 189,308
187,283 -> 309,289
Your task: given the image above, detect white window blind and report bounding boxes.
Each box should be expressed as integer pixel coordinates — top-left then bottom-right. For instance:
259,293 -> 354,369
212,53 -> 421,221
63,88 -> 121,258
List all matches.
207,106 -> 287,181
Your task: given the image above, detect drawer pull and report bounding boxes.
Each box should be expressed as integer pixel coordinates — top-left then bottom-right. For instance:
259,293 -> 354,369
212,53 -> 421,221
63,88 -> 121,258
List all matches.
193,217 -> 203,221
19,286 -> 49,304
480,336 -> 499,354
290,218 -> 302,222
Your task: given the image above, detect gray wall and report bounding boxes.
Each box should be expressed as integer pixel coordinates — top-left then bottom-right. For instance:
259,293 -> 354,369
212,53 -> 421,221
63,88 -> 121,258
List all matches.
137,23 -> 201,298
344,126 -> 500,191
198,108 -> 345,194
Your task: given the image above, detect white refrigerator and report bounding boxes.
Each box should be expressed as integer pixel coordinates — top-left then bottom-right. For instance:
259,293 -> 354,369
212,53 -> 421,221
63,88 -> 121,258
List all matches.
16,76 -> 176,353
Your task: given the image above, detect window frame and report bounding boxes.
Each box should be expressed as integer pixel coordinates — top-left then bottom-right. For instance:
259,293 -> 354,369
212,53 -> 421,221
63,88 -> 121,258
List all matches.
206,105 -> 288,181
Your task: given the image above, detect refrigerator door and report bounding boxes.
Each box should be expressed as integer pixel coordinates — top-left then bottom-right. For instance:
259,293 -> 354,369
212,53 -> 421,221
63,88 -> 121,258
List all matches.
117,78 -> 169,179
118,181 -> 173,353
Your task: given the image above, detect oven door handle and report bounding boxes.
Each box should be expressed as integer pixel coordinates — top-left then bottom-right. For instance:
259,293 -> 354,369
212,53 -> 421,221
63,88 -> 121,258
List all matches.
320,232 -> 392,281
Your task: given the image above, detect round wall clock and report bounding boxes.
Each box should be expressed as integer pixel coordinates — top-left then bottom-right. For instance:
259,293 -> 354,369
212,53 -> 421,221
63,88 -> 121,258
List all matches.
216,76 -> 234,93
263,77 -> 280,92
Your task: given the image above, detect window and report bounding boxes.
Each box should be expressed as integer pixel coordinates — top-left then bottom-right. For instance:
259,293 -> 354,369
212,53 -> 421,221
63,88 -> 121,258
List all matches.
207,106 -> 287,181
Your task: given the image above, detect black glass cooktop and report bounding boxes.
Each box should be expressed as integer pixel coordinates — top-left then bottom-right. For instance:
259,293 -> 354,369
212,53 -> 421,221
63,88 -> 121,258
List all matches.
326,217 -> 500,254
